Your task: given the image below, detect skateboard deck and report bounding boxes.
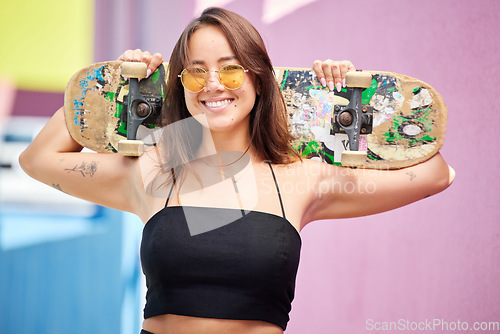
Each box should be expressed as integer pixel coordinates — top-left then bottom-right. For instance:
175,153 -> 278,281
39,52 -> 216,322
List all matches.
64,61 -> 447,169
64,61 -> 165,155
275,67 -> 447,169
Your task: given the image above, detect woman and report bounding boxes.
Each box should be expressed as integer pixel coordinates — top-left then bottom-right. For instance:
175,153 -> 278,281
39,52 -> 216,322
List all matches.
19,7 -> 454,334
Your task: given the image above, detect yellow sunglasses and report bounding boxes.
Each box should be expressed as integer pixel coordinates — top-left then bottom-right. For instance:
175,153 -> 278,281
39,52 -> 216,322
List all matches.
178,64 -> 248,92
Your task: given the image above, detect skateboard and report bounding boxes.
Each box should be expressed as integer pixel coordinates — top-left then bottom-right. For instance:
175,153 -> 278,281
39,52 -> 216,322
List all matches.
64,61 -> 165,156
64,61 -> 447,168
275,67 -> 447,169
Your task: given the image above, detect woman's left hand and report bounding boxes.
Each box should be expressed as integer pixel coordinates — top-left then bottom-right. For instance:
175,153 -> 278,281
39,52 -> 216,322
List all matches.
313,59 -> 355,92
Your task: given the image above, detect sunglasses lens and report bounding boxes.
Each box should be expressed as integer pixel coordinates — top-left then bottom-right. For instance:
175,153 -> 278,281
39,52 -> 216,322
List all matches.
180,65 -> 246,92
220,65 -> 245,90
181,68 -> 206,92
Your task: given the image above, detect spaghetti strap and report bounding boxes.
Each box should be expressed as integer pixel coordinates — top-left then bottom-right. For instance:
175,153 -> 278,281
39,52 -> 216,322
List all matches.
165,169 -> 177,208
266,161 -> 286,220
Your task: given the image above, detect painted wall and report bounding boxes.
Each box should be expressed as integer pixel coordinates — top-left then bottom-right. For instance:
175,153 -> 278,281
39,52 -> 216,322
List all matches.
3,0 -> 499,333
0,0 -> 94,92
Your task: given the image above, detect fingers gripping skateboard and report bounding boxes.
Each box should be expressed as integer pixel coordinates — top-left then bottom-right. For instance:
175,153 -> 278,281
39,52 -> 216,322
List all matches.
118,62 -> 149,157
334,71 -> 373,167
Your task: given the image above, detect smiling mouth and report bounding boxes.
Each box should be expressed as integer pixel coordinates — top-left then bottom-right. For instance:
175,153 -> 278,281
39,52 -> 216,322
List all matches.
203,99 -> 234,108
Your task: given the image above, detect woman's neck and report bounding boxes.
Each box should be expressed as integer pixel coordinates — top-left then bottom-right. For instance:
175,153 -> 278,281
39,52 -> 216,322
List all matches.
197,123 -> 254,159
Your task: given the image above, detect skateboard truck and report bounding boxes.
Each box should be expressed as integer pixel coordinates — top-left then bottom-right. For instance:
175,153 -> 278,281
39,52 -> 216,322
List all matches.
332,71 -> 373,167
117,62 -> 152,157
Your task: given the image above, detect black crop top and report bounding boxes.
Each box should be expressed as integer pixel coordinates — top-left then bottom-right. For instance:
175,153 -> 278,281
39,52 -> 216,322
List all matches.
140,162 -> 301,330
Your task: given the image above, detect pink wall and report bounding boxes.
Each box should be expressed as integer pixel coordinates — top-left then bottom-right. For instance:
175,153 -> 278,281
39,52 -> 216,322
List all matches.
253,1 -> 499,333
199,1 -> 500,333
26,0 -> 499,332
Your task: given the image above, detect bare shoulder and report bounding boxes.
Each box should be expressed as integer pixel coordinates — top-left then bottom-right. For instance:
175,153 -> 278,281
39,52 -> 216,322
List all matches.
272,158 -> 329,177
272,158 -> 346,192
135,146 -> 174,221
271,159 -> 333,230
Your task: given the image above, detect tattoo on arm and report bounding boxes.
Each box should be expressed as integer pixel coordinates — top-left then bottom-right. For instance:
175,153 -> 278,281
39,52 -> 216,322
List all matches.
52,183 -> 64,193
64,161 -> 98,177
406,171 -> 416,181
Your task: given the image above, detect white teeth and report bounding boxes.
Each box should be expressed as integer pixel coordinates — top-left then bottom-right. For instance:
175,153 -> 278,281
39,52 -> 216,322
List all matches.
205,99 -> 231,108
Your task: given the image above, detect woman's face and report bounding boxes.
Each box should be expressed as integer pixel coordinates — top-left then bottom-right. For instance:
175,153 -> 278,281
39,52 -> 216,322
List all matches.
182,25 -> 257,135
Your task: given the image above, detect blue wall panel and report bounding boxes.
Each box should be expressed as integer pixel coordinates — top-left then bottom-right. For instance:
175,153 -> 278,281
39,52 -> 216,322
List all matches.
0,207 -> 142,334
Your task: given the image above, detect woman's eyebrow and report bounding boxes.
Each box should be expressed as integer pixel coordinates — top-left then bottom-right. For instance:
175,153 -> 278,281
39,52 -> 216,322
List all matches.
218,56 -> 238,62
190,56 -> 238,65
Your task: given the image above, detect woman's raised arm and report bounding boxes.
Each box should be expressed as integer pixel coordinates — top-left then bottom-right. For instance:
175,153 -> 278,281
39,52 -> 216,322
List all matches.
19,50 -> 165,215
300,60 -> 455,225
301,153 -> 455,224
18,107 -> 144,213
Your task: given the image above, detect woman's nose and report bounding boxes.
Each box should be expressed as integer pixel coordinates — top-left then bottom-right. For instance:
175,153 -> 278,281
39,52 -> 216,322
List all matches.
204,71 -> 224,92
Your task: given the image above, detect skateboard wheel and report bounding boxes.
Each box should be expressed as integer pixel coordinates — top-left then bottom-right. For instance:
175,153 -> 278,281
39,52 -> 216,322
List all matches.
341,151 -> 367,167
118,140 -> 145,157
345,71 -> 372,88
121,62 -> 148,79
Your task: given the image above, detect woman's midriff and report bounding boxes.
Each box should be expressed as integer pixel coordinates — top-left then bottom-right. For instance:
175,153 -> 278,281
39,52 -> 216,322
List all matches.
142,314 -> 284,334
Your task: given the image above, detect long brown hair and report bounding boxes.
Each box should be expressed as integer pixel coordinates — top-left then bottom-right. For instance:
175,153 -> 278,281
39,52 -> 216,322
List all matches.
157,7 -> 298,184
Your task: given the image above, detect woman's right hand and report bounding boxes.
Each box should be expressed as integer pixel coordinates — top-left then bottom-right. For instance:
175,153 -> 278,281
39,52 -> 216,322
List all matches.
117,49 -> 164,78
